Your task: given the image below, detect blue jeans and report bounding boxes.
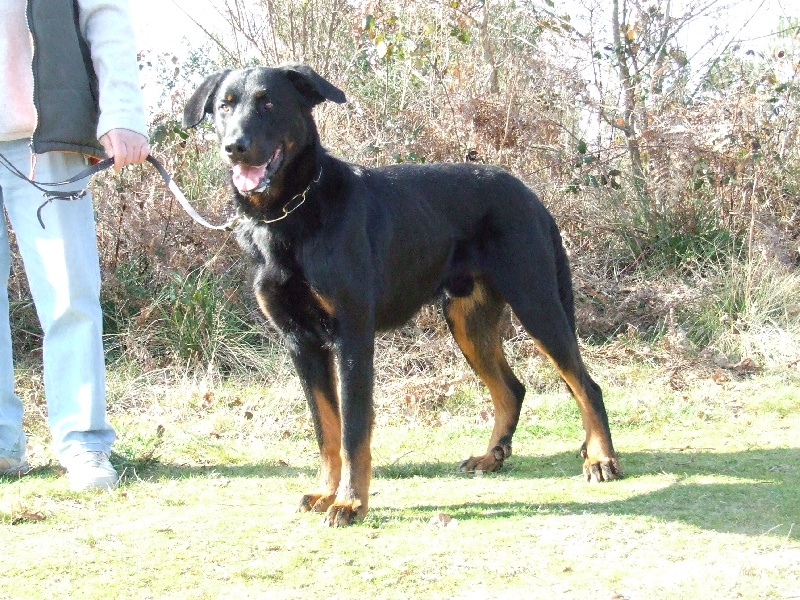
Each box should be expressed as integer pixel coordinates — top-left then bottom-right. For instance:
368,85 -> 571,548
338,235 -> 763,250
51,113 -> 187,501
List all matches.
0,138 -> 115,464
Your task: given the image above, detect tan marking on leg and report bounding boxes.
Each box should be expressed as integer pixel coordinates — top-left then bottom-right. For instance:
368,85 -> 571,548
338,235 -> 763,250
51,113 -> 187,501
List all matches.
535,343 -> 621,481
254,289 -> 272,321
325,433 -> 371,527
482,343 -> 520,453
299,388 -> 342,513
447,284 -> 520,472
536,346 -> 607,448
309,285 -> 336,316
315,388 -> 342,495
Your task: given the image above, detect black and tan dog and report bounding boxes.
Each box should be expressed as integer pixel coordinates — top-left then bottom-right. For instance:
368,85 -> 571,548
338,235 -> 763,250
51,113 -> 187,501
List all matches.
183,64 -> 622,527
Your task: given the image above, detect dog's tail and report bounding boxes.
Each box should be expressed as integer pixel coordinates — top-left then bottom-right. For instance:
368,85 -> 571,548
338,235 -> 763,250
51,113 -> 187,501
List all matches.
550,220 -> 577,334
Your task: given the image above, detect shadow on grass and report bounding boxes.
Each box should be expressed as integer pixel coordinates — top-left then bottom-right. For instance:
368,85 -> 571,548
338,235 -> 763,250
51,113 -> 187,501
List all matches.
374,447 -> 800,539
7,447 -> 794,539
0,461 -> 317,491
117,447 -> 798,540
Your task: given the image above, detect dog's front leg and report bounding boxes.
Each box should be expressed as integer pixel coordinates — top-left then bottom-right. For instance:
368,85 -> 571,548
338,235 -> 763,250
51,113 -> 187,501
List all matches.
290,342 -> 343,514
324,329 -> 376,527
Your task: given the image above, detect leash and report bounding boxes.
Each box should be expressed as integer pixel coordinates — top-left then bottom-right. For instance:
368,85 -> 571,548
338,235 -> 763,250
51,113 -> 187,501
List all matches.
0,152 -> 237,231
144,155 -> 237,231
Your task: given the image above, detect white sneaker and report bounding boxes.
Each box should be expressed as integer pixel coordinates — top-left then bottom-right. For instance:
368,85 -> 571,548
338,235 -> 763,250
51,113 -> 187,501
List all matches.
0,455 -> 31,477
63,451 -> 118,491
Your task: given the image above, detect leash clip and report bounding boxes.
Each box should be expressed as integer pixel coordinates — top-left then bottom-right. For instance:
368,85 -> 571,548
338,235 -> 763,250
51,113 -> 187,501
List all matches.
37,188 -> 89,229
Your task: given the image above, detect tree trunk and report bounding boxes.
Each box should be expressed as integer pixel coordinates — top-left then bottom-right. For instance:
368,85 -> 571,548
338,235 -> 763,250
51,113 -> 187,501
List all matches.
612,0 -> 648,200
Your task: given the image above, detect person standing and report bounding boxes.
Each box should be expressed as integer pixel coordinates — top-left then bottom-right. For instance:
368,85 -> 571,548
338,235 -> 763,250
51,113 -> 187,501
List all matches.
0,0 -> 149,490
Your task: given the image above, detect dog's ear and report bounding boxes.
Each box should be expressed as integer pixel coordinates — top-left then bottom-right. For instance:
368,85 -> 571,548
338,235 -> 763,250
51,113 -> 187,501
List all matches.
282,64 -> 346,107
182,70 -> 231,129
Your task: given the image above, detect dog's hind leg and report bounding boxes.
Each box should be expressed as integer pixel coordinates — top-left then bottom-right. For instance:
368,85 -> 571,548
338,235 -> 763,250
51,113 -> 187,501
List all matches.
488,241 -> 622,482
526,317 -> 621,482
541,336 -> 621,481
291,343 -> 343,513
443,278 -> 526,473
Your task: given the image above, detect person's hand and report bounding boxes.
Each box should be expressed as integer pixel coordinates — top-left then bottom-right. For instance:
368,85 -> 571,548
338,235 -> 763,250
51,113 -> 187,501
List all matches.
99,129 -> 150,173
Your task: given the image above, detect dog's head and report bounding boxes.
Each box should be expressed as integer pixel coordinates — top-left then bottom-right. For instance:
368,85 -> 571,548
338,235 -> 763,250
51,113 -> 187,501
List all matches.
183,64 -> 345,196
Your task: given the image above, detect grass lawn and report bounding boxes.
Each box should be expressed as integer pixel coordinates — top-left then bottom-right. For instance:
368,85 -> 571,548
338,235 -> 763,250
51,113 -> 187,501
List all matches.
2,357 -> 799,599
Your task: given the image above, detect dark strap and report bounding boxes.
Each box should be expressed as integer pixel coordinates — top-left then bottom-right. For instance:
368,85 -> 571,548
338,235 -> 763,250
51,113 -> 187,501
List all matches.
0,151 -> 111,195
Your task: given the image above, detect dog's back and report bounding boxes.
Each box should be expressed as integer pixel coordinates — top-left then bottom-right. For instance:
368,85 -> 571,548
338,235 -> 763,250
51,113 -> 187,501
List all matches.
335,159 -> 569,329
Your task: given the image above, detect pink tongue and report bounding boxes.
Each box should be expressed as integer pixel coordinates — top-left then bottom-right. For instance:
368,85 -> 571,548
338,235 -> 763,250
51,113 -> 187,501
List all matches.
231,164 -> 268,192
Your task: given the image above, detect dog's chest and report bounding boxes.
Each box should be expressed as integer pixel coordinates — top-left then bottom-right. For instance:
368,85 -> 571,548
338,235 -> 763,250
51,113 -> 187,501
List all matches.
249,239 -> 336,344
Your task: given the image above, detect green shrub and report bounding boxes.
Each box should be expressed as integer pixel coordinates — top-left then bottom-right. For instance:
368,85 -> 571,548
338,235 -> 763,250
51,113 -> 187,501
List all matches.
682,255 -> 800,365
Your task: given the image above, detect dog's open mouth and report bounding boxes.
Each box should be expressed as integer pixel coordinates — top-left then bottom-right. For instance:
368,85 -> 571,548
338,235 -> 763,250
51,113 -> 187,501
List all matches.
231,146 -> 283,194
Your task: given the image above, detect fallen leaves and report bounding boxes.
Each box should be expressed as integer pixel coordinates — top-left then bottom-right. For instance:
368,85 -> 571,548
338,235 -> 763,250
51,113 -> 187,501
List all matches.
428,512 -> 458,529
712,356 -> 759,383
10,510 -> 46,525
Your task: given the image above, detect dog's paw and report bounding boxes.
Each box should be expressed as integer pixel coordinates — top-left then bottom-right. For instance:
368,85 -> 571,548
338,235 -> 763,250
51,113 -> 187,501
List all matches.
580,445 -> 623,482
459,445 -> 509,473
298,493 -> 336,513
323,500 -> 365,527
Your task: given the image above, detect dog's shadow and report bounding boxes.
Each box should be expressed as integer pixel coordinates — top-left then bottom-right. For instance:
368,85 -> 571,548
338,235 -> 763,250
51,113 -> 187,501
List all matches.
371,447 -> 800,538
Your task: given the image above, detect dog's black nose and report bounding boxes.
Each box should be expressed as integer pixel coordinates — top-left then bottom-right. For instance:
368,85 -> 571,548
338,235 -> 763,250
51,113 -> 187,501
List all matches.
224,135 -> 251,158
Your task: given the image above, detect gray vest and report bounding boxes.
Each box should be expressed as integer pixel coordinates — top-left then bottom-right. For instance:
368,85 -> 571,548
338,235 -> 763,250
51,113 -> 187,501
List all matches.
27,0 -> 106,158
